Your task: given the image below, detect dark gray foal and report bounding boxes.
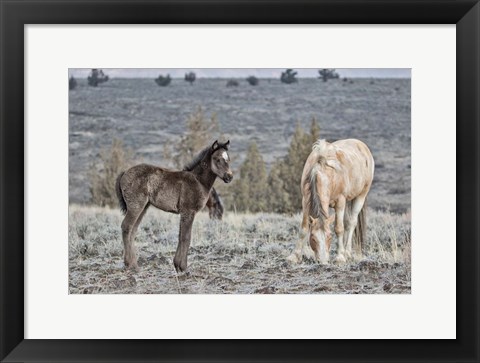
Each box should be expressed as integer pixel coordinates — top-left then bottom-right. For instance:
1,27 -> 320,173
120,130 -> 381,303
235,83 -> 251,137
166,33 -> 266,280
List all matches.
116,140 -> 233,272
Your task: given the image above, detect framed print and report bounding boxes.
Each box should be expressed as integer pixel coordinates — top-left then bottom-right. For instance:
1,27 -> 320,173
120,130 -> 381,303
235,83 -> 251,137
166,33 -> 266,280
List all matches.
1,1 -> 479,362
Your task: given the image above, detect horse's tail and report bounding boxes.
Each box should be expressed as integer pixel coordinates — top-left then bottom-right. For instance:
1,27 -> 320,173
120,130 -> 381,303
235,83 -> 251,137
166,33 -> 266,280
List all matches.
115,171 -> 127,215
346,198 -> 367,255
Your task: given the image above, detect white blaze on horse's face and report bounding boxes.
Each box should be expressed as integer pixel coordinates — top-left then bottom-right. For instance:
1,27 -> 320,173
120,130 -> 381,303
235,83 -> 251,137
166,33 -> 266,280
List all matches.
221,151 -> 229,161
311,229 -> 329,264
309,217 -> 333,264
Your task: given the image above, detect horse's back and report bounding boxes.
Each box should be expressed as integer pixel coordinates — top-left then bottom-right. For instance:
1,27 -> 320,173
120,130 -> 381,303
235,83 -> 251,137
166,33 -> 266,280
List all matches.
120,164 -> 156,190
332,139 -> 374,195
122,164 -> 171,187
120,164 -> 180,208
306,138 -> 374,200
332,139 -> 372,158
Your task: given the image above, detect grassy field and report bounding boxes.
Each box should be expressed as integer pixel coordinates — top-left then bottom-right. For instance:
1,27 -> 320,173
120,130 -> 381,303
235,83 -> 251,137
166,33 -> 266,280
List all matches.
69,205 -> 411,294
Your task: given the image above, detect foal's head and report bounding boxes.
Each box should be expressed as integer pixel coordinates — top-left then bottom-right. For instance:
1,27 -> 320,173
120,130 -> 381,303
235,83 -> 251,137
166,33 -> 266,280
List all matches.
210,140 -> 233,183
309,214 -> 335,264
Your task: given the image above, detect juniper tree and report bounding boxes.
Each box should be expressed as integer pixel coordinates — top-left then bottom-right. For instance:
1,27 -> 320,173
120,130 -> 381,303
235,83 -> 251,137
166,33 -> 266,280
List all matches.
309,117 -> 320,144
280,69 -> 298,84
318,69 -> 339,82
69,76 -> 77,90
267,119 -> 321,213
246,76 -> 259,86
185,72 -> 196,85
230,178 -> 249,212
266,159 -> 290,213
87,68 -> 109,87
278,123 -> 310,212
173,107 -> 220,168
155,74 -> 172,87
230,142 -> 268,213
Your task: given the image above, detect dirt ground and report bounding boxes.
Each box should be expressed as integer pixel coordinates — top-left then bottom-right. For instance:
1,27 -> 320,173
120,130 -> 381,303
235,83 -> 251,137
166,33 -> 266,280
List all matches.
69,206 -> 411,294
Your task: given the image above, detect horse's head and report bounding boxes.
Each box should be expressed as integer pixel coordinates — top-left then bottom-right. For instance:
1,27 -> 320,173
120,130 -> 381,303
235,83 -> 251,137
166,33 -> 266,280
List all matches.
308,214 -> 334,264
211,140 -> 233,183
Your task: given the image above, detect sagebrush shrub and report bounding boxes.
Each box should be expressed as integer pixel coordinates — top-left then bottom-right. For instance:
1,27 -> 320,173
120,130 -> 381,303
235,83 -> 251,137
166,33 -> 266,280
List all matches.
88,139 -> 133,208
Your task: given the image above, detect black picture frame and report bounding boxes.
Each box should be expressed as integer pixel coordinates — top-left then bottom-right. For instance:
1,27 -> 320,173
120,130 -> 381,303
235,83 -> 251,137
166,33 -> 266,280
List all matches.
1,1 -> 478,362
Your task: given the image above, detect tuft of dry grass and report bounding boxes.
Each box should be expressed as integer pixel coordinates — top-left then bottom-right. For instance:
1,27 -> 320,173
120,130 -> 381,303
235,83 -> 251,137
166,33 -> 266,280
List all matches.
69,205 -> 411,294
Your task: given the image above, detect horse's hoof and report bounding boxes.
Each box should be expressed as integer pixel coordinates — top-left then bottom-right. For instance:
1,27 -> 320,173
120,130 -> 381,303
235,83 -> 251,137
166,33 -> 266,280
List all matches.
303,247 -> 316,260
124,263 -> 139,271
173,260 -> 187,273
344,251 -> 353,260
335,254 -> 347,264
286,254 -> 301,264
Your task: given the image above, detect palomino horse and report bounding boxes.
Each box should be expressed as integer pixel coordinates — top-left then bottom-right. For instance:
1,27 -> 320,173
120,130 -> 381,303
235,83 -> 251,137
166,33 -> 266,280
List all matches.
287,139 -> 374,264
116,140 -> 233,272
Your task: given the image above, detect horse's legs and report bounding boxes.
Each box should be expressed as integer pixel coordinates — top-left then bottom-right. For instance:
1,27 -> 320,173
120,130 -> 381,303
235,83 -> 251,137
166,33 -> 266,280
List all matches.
334,198 -> 347,263
345,195 -> 366,258
173,211 -> 195,272
131,204 -> 149,241
286,231 -> 309,264
121,199 -> 148,270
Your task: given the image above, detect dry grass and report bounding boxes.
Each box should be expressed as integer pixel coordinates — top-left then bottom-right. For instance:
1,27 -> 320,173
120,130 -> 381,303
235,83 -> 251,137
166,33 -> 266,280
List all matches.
69,205 -> 411,294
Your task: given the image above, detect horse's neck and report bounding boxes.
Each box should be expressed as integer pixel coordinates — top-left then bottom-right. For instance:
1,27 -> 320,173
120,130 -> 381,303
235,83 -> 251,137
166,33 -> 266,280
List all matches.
191,159 -> 216,191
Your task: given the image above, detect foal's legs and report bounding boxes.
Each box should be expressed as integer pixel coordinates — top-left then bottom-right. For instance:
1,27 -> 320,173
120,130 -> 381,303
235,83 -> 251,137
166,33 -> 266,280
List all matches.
131,204 -> 149,241
334,197 -> 347,264
344,195 -> 366,258
121,198 -> 148,270
173,211 -> 195,272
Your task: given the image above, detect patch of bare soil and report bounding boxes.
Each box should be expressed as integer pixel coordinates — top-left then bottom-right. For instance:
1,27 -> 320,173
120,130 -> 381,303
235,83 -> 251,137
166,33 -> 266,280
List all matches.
69,238 -> 410,295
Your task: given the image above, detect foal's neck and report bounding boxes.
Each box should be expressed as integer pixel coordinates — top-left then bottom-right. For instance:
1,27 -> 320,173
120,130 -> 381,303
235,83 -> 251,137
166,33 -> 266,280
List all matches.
191,156 -> 216,191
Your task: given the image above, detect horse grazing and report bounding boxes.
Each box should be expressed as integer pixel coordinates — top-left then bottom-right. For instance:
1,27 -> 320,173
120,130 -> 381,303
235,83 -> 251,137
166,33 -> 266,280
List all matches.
287,138 -> 374,264
116,140 -> 233,272
206,187 -> 224,220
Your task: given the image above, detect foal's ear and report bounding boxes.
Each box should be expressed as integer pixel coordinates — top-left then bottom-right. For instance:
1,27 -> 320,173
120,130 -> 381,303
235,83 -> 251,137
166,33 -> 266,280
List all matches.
212,140 -> 219,150
224,140 -> 230,150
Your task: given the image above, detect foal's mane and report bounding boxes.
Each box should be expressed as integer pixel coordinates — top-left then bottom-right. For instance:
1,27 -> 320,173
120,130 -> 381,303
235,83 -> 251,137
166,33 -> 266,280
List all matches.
183,146 -> 211,171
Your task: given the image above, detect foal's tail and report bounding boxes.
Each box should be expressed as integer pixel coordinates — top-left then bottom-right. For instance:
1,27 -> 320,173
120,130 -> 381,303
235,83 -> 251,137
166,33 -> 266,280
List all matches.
115,171 -> 127,215
346,198 -> 367,255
